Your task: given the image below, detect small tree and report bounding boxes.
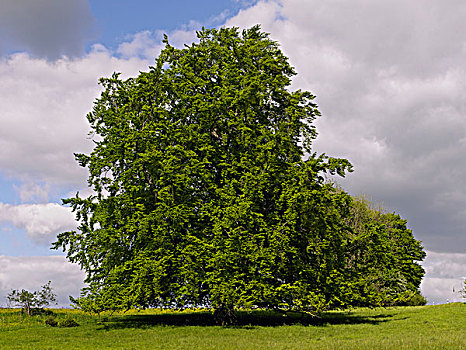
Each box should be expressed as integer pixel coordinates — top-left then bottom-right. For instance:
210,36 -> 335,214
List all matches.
7,281 -> 57,316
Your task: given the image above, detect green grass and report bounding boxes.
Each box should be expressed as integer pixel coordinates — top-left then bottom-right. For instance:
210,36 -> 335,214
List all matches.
0,303 -> 465,349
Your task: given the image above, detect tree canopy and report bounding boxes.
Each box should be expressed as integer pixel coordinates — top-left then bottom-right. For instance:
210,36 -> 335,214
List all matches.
54,26 -> 425,321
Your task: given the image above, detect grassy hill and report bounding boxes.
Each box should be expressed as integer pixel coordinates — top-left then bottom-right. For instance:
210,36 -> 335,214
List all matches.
0,303 -> 464,349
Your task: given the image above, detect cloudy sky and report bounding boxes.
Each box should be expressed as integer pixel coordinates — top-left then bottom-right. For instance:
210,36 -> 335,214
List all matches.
0,0 -> 465,306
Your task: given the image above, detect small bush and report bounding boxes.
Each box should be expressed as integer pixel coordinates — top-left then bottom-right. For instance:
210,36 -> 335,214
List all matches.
59,318 -> 80,327
45,316 -> 58,327
405,293 -> 427,306
396,291 -> 427,306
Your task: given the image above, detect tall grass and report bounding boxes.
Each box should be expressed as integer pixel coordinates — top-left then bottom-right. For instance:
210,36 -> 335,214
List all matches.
0,303 -> 464,349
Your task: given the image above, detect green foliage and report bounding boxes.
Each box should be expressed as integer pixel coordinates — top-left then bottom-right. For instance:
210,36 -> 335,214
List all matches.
7,281 -> 57,316
343,195 -> 426,307
59,317 -> 80,327
45,316 -> 58,327
53,26 -> 425,321
53,26 -> 353,318
401,292 -> 427,306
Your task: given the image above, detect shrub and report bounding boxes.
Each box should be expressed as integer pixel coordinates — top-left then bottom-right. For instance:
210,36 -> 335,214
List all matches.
59,318 -> 80,328
396,291 -> 427,306
45,316 -> 58,327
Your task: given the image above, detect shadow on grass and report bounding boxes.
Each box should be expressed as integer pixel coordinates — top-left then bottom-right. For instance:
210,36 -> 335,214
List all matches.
96,309 -> 395,330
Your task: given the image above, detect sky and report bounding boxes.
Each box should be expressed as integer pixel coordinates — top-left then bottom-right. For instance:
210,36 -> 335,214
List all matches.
0,0 -> 465,307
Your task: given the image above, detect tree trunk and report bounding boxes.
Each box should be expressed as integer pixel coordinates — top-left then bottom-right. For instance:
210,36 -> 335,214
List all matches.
25,303 -> 31,316
213,305 -> 236,326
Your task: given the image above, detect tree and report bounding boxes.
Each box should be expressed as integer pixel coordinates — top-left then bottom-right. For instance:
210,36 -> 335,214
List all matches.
7,281 -> 57,316
343,195 -> 426,306
53,26 -> 354,322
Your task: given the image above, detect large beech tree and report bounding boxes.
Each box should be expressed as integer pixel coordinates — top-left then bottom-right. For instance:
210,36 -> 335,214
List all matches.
54,26 -> 423,320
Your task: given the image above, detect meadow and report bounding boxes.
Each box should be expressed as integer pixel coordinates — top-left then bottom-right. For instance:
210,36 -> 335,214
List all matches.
0,303 -> 464,349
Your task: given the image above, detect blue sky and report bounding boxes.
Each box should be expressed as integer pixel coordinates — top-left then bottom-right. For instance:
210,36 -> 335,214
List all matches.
0,0 -> 465,306
88,0 -> 252,50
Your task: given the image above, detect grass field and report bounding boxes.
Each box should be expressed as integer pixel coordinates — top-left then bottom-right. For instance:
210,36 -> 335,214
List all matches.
0,303 -> 464,349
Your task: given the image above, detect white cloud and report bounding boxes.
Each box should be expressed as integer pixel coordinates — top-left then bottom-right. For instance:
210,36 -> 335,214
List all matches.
13,182 -> 50,203
0,255 -> 85,307
117,31 -> 163,60
0,45 -> 155,195
115,27 -> 199,60
421,251 -> 466,304
0,203 -> 76,244
422,251 -> 466,280
226,0 -> 283,29
166,29 -> 199,48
